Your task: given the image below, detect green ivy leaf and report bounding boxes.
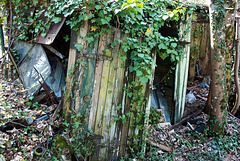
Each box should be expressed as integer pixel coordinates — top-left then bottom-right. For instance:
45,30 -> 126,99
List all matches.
95,5 -> 101,10
75,44 -> 83,52
159,52 -> 168,60
120,55 -> 127,61
101,19 -> 108,25
145,28 -> 153,37
116,105 -> 122,110
64,35 -> 69,42
52,17 -> 62,23
158,44 -> 168,50
41,32 -> 46,38
33,0 -> 38,5
171,43 -> 177,48
136,70 -> 143,77
26,102 -> 32,107
139,77 -> 148,84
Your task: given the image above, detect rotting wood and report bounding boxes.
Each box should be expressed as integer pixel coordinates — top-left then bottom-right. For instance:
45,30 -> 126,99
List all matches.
99,28 -> 120,158
8,50 -> 23,83
63,20 -> 89,119
119,51 -> 132,157
109,32 -> 127,159
189,22 -> 211,80
33,67 -> 57,105
142,50 -> 157,155
43,45 -> 64,59
94,33 -> 113,136
71,23 -> 89,114
195,94 -> 207,101
88,34 -> 106,132
51,99 -> 63,122
146,138 -> 173,152
77,35 -> 98,117
169,109 -> 203,130
174,14 -> 192,124
8,121 -> 27,128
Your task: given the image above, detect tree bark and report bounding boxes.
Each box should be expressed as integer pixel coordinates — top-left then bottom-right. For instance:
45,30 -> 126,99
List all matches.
208,1 -> 228,135
231,0 -> 240,115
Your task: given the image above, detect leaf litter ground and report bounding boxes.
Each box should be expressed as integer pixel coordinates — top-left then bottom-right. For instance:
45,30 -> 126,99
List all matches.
0,76 -> 239,160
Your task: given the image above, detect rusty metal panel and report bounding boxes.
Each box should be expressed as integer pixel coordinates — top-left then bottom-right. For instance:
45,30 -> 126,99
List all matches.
36,15 -> 66,45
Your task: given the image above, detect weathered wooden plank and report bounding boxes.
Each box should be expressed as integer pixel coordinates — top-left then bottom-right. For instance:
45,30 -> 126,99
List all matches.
63,29 -> 77,116
63,21 -> 89,118
189,23 -> 211,81
180,18 -> 192,118
174,14 -> 192,123
109,33 -> 127,159
99,28 -> 120,159
94,33 -> 113,136
128,80 -> 146,139
119,52 -> 132,156
78,38 -> 99,119
135,51 -> 157,156
88,34 -> 106,131
72,22 -> 89,113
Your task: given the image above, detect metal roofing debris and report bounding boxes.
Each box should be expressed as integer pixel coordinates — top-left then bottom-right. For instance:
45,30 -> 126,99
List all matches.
14,41 -> 66,97
36,15 -> 66,45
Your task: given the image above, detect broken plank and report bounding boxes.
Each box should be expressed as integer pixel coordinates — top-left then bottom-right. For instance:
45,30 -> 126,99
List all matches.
94,33 -> 113,136
146,138 -> 173,152
78,37 -> 99,115
100,28 -> 120,159
43,45 -> 64,59
63,20 -> 88,119
169,109 -> 203,130
109,32 -> 127,158
88,34 -> 106,132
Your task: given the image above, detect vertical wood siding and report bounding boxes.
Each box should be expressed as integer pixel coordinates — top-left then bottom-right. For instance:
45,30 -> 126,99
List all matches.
174,15 -> 192,124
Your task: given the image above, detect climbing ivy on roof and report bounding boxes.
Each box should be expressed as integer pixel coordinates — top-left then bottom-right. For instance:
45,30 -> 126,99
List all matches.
2,0 -> 195,82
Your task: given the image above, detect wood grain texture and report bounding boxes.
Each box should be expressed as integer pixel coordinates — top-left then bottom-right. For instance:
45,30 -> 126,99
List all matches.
174,15 -> 192,124
88,34 -> 106,131
99,28 -> 120,159
94,34 -> 112,136
67,27 -> 156,160
63,21 -> 89,119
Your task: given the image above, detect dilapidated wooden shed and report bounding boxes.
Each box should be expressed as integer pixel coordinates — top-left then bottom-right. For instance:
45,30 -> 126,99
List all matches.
63,13 -> 192,159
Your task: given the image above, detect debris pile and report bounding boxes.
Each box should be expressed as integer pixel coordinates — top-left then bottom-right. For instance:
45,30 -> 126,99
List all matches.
0,74 -> 240,160
147,113 -> 240,160
147,78 -> 240,160
184,79 -> 210,118
0,72 -> 66,160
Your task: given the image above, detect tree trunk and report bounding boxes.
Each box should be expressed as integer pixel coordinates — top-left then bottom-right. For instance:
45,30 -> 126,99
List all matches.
231,0 -> 240,115
208,1 -> 227,135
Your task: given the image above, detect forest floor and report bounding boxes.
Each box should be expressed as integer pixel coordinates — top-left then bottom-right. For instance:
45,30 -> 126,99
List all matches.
0,74 -> 239,161
147,80 -> 240,160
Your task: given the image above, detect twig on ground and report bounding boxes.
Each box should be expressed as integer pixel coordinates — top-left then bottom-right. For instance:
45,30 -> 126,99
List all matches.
146,138 -> 173,152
